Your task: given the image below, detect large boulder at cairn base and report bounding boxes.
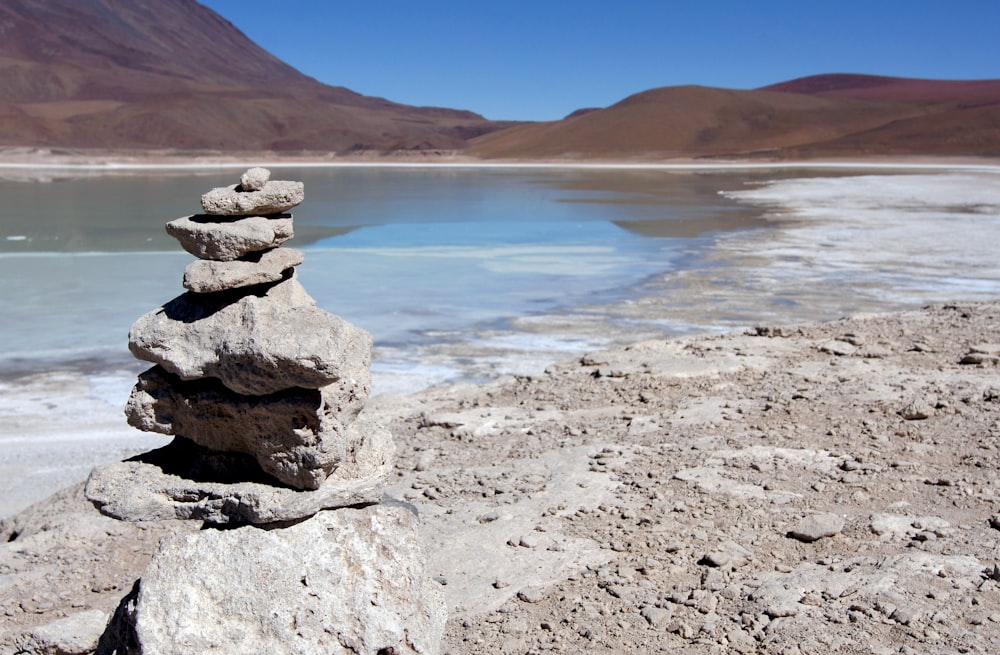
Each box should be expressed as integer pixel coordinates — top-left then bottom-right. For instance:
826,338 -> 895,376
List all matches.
201,180 -> 305,216
183,247 -> 304,293
166,213 -> 294,261
85,417 -> 394,525
103,504 -> 446,655
126,366 -> 367,490
129,277 -> 372,396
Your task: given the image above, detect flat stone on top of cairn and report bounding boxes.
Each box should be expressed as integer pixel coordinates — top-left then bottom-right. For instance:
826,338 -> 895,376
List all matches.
201,177 -> 304,216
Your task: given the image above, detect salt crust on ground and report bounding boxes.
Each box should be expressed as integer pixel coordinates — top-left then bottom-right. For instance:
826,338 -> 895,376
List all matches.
2,301 -> 1000,654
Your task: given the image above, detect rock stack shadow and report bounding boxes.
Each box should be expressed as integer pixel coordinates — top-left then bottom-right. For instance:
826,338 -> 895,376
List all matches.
88,168 -> 446,654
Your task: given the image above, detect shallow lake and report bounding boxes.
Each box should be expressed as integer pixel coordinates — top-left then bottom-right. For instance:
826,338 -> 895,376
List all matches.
3,163 -> 999,517
0,166 -> 779,390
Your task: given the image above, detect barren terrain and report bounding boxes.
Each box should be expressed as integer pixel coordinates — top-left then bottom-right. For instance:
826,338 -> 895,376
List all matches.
3,301 -> 999,654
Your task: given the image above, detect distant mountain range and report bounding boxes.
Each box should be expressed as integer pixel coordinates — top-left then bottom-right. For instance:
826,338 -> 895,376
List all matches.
2,0 -> 998,159
471,75 -> 1000,159
0,0 -> 503,152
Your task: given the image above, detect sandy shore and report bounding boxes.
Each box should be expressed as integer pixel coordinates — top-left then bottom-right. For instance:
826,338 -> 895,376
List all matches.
3,301 -> 1000,653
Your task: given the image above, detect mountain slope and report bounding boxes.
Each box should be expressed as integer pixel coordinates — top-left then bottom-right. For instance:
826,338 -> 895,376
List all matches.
760,73 -> 1000,105
761,74 -> 1000,158
471,75 -> 1000,159
0,0 -> 500,152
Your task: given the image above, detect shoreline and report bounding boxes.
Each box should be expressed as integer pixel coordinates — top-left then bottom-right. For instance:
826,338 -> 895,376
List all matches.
1,147 -> 999,173
2,159 -> 999,650
3,166 -> 999,519
3,300 -> 1000,652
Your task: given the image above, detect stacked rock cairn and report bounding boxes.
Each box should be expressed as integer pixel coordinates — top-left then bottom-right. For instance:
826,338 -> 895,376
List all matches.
85,168 -> 445,654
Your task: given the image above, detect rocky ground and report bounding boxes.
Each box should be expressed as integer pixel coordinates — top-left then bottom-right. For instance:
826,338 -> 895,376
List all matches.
2,300 -> 999,654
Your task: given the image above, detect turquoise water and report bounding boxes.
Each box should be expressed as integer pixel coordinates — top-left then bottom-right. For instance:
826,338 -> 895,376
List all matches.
0,166 -> 765,388
5,165 -> 999,519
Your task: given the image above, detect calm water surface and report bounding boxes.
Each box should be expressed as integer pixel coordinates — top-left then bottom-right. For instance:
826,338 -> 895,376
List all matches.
6,164 -> 1000,518
0,166 -> 769,388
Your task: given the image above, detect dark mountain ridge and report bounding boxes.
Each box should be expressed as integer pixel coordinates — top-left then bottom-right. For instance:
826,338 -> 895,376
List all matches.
0,0 -> 499,152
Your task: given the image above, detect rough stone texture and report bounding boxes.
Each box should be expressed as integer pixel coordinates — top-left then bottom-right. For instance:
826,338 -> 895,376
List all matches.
128,277 -> 373,396
239,167 -> 270,192
960,342 -> 1000,365
787,512 -> 846,542
183,247 -> 304,293
125,366 -> 367,490
165,213 -> 294,261
201,180 -> 304,216
2,609 -> 108,655
8,302 -> 1000,654
108,504 -> 446,655
899,398 -> 933,420
85,422 -> 394,525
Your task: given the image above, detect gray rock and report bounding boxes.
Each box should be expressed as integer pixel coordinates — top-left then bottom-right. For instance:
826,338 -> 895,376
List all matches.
899,399 -> 933,420
125,366 -> 367,490
3,609 -> 108,655
85,421 -> 394,525
201,180 -> 305,216
166,213 -> 294,261
700,540 -> 751,568
108,504 -> 445,655
788,512 -> 845,542
640,606 -> 673,629
516,587 -> 545,603
129,277 -> 373,396
960,343 -> 1000,365
183,247 -> 304,293
239,167 -> 270,191
819,340 -> 856,356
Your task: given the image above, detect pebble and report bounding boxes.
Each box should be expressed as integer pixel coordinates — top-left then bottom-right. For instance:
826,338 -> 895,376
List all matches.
787,513 -> 845,542
899,400 -> 933,420
700,540 -> 751,568
640,606 -> 672,629
889,606 -> 920,626
605,585 -> 630,600
820,340 -> 856,356
414,450 -> 436,472
765,602 -> 800,618
518,534 -> 541,549
239,167 -> 270,191
666,621 -> 695,639
517,587 -> 545,603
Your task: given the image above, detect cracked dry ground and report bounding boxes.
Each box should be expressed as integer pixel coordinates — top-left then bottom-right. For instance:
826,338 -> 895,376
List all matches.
382,301 -> 1000,654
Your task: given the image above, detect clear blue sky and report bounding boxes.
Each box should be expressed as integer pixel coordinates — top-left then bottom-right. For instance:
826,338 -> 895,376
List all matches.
200,0 -> 999,121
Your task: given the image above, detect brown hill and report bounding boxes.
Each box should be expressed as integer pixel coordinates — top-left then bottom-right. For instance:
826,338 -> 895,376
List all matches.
759,74 -> 1000,158
0,0 -> 501,153
760,73 -> 1000,105
471,74 -> 1000,159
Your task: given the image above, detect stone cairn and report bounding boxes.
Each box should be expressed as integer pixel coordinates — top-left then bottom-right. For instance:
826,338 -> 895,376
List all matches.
85,169 -> 445,654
